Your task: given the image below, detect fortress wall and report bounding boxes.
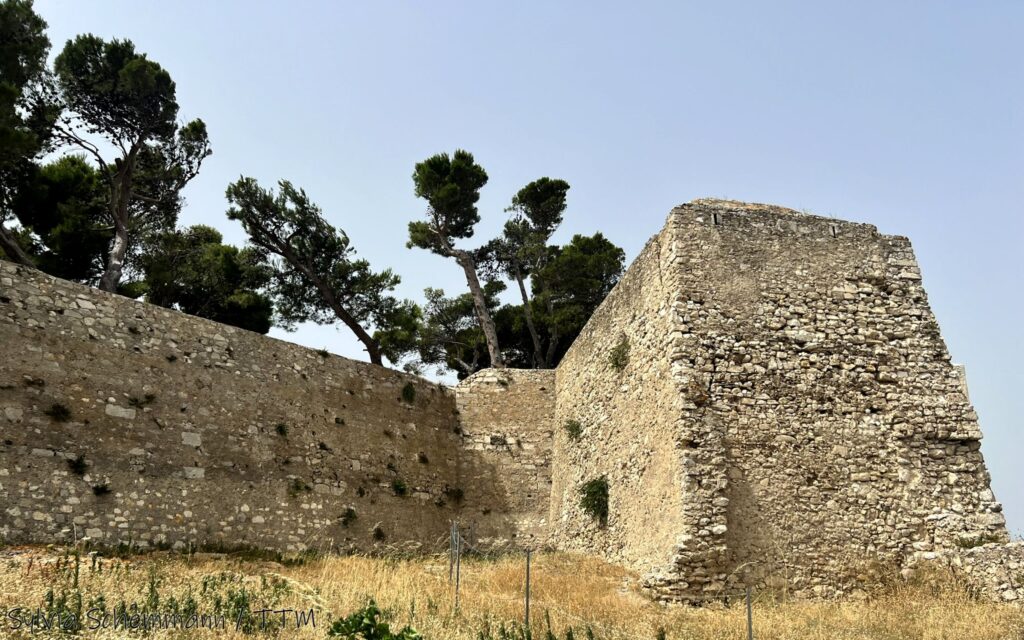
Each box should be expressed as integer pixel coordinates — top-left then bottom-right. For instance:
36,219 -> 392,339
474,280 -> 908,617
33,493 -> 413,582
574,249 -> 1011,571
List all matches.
454,369 -> 555,547
0,260 -> 463,553
664,200 -> 1006,597
0,195 -> 1012,603
550,220 -> 698,576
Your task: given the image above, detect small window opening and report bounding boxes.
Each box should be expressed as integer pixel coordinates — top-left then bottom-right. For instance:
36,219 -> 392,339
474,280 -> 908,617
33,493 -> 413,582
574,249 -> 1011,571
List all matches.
712,212 -> 721,226
830,224 -> 838,238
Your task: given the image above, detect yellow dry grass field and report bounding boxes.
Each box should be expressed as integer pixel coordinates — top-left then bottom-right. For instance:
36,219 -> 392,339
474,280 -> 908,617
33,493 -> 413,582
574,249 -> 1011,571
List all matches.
0,547 -> 1021,639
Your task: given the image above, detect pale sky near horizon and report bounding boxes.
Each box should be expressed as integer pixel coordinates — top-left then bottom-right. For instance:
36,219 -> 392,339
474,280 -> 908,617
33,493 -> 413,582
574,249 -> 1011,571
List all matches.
34,1 -> 1023,535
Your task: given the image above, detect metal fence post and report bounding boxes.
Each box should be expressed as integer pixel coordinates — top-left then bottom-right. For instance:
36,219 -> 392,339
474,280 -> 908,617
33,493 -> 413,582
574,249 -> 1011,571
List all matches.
746,586 -> 753,640
525,549 -> 532,631
454,524 -> 462,611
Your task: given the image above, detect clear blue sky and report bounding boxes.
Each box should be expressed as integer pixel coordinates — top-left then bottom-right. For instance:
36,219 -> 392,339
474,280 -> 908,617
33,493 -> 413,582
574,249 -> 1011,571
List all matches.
35,1 -> 1023,535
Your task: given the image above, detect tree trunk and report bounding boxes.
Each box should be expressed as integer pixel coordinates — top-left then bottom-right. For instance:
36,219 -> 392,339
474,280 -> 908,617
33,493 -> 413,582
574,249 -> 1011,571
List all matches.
272,239 -> 385,366
455,250 -> 504,368
98,146 -> 140,293
98,223 -> 129,292
513,265 -> 546,368
544,290 -> 560,366
0,224 -> 35,268
313,279 -> 384,366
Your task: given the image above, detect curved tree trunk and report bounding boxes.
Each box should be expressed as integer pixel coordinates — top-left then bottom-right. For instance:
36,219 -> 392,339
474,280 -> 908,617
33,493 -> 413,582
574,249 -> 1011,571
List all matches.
98,224 -> 128,292
455,250 -> 504,368
322,287 -> 384,366
0,224 -> 35,268
98,146 -> 140,293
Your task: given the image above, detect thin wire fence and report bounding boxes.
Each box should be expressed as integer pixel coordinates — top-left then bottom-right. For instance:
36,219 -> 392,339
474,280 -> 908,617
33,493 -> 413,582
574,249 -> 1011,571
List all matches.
443,521 -> 757,640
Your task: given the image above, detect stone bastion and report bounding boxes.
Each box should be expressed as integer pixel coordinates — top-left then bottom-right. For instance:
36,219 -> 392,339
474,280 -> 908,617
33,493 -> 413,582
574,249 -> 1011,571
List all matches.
1,199 -> 1021,602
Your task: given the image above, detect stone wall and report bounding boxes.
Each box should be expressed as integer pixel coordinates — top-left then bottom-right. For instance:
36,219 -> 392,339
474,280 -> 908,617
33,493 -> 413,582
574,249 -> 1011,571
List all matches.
550,199 -> 1008,601
0,197 -> 1014,604
946,542 -> 1024,603
454,369 -> 555,548
0,260 -> 522,554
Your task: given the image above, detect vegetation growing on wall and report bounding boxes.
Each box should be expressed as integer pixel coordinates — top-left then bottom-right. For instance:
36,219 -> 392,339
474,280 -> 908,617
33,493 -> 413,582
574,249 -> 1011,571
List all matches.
564,419 -> 583,441
288,477 -> 312,497
392,478 -> 409,497
340,507 -> 358,528
579,476 -> 609,526
608,336 -> 630,371
67,454 -> 87,476
43,402 -> 71,422
401,382 -> 416,404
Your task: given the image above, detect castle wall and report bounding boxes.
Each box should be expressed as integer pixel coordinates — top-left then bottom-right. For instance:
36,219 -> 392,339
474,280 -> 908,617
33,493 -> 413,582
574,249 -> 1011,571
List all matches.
454,369 -> 555,548
668,201 -> 1005,598
0,260 -> 465,553
550,220 -> 707,578
0,197 -> 1011,603
551,215 -> 734,600
549,200 -> 1007,601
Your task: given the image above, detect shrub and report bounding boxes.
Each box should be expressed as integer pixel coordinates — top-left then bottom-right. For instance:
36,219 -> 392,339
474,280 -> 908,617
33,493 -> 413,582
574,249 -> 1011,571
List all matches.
564,420 -> 583,441
608,336 -> 630,371
317,348 -> 330,358
372,525 -> 386,541
443,486 -> 464,503
328,600 -> 420,639
391,478 -> 408,497
579,476 -> 609,526
44,403 -> 71,422
128,393 -> 156,408
92,483 -> 111,497
67,455 -> 88,476
417,452 -> 429,464
340,507 -> 357,527
275,422 -> 288,437
165,354 -> 178,362
288,478 -> 312,497
401,382 -> 416,404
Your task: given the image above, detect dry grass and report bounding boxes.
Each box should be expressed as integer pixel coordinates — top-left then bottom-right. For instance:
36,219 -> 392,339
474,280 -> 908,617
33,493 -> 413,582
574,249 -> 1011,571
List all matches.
0,547 -> 1021,639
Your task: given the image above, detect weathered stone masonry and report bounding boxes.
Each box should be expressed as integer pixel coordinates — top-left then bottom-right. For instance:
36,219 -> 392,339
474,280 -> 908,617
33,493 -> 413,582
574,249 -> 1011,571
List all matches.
0,261 -> 545,554
2,198 -> 1020,603
549,199 -> 1018,601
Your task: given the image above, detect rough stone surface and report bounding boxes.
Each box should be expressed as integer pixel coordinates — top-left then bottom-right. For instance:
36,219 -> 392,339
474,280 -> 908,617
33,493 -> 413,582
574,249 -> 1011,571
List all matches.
947,542 -> 1024,603
455,369 -> 555,547
0,198 -> 1015,603
550,199 -> 1009,601
0,260 -> 534,554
